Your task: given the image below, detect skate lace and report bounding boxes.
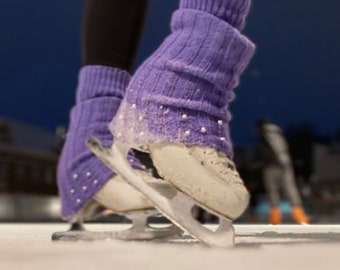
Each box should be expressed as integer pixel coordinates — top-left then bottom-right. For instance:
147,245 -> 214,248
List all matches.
201,148 -> 240,179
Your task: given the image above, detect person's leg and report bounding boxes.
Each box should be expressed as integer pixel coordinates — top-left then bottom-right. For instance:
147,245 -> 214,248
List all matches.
281,165 -> 310,224
281,165 -> 302,206
82,0 -> 148,71
57,0 -> 150,220
110,0 -> 255,220
263,166 -> 282,224
263,166 -> 281,207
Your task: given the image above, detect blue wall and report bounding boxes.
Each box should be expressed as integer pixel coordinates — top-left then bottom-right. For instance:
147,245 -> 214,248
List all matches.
0,1 -> 339,145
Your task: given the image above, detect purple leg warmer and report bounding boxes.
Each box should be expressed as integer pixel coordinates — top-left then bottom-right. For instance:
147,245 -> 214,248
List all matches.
57,66 -> 145,220
180,0 -> 251,30
110,0 -> 255,157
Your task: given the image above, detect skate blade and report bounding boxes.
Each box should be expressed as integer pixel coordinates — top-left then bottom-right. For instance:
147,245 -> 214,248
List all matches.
52,209 -> 181,241
87,137 -> 235,248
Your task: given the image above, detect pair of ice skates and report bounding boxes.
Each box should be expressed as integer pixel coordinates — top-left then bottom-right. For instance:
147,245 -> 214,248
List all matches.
54,4 -> 255,247
53,139 -> 249,247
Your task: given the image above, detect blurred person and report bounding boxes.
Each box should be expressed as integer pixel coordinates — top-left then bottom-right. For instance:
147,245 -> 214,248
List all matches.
255,118 -> 310,224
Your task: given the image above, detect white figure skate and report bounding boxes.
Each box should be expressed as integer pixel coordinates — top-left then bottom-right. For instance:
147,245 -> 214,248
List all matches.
52,172 -> 182,241
87,137 -> 249,247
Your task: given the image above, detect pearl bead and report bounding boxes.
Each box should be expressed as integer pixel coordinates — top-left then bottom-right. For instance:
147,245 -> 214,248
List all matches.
159,105 -> 164,109
93,180 -> 98,185
218,120 -> 223,126
181,114 -> 188,120
220,137 -> 226,141
82,186 -> 87,191
200,127 -> 207,133
131,104 -> 137,109
184,130 -> 191,136
70,189 -> 75,194
76,199 -> 81,204
73,174 -> 78,180
86,172 -> 91,177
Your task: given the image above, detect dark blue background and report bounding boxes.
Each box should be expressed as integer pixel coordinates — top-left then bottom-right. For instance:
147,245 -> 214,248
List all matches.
0,1 -> 339,145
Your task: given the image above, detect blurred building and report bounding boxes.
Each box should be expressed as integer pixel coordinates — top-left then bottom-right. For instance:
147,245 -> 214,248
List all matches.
308,142 -> 340,221
313,143 -> 340,181
0,118 -> 61,221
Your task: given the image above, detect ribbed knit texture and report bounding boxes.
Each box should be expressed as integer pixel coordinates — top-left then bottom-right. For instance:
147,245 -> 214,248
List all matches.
57,66 -> 145,220
180,0 -> 251,30
110,7 -> 255,158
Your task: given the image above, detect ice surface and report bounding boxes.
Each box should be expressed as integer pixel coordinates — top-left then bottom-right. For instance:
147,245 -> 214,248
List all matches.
0,223 -> 339,270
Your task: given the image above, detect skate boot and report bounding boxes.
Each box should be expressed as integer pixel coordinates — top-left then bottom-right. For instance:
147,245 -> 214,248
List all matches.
54,66 -> 180,241
291,205 -> 310,224
269,207 -> 282,225
89,0 -> 255,247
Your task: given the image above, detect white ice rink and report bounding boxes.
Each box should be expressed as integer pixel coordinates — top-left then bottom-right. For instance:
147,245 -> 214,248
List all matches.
1,223 -> 340,270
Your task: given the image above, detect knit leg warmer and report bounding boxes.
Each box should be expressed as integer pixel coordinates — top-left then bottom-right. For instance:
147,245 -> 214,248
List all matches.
180,0 -> 251,30
57,66 -> 145,220
110,0 -> 255,158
